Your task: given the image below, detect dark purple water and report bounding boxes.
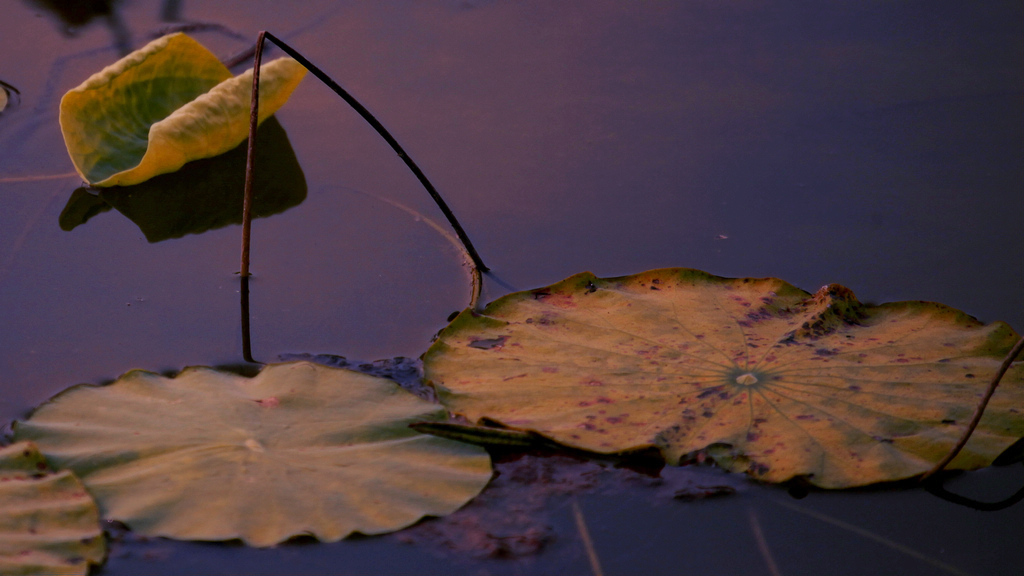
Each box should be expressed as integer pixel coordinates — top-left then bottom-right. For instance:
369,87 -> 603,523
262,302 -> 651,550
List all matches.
1,1 -> 1021,574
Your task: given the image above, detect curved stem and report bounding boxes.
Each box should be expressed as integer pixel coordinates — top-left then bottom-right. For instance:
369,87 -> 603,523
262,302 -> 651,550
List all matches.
1,78 -> 21,110
257,30 -> 487,272
925,467 -> 1024,511
342,188 -> 481,311
920,336 -> 1024,482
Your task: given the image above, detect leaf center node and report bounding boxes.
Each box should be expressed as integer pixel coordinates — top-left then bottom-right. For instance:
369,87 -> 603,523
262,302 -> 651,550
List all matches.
244,438 -> 265,453
734,373 -> 759,386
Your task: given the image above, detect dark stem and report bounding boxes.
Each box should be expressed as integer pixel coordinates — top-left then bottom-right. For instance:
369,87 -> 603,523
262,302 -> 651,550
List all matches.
920,336 -> 1024,482
924,464 -> 1024,511
1,79 -> 21,109
254,30 -> 488,272
0,79 -> 20,95
239,31 -> 265,278
240,275 -> 260,364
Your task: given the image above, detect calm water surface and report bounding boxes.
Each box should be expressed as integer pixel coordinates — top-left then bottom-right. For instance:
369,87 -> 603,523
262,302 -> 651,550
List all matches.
1,1 -> 1021,574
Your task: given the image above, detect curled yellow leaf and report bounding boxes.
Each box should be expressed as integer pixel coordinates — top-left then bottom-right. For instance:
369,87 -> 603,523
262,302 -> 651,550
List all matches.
60,33 -> 306,187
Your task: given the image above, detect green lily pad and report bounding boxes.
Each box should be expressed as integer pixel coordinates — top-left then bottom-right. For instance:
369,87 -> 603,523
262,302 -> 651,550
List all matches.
59,32 -> 306,187
14,362 -> 493,547
0,441 -> 106,576
423,268 -> 1024,488
59,116 -> 307,242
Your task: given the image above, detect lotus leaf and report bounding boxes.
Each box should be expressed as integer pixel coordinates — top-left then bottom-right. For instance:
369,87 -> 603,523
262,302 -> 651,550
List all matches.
14,362 -> 493,547
423,268 -> 1024,488
59,32 -> 306,187
0,442 -> 106,576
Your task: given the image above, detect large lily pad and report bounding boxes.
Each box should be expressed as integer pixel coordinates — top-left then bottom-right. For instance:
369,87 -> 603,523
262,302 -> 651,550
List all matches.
424,268 -> 1024,488
0,441 -> 106,576
13,362 -> 492,546
59,32 -> 306,187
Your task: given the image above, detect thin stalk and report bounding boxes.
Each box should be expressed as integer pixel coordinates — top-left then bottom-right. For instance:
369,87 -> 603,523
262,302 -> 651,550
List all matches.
748,508 -> 782,576
240,275 -> 260,364
920,336 -> 1024,482
0,78 -> 20,104
925,473 -> 1024,511
246,30 -> 488,272
344,188 -> 481,311
770,498 -> 972,576
239,30 -> 265,278
571,498 -> 604,576
0,172 -> 79,183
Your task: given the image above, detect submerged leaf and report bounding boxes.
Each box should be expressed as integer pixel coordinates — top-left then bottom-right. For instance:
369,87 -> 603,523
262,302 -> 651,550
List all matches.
59,32 -> 306,187
14,362 -> 492,546
424,268 -> 1024,488
0,442 -> 106,576
395,452 -> 741,559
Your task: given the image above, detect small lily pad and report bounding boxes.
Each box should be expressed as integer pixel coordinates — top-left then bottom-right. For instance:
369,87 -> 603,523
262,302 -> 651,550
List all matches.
14,362 -> 493,547
59,32 -> 306,187
0,441 -> 106,576
423,268 -> 1024,488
